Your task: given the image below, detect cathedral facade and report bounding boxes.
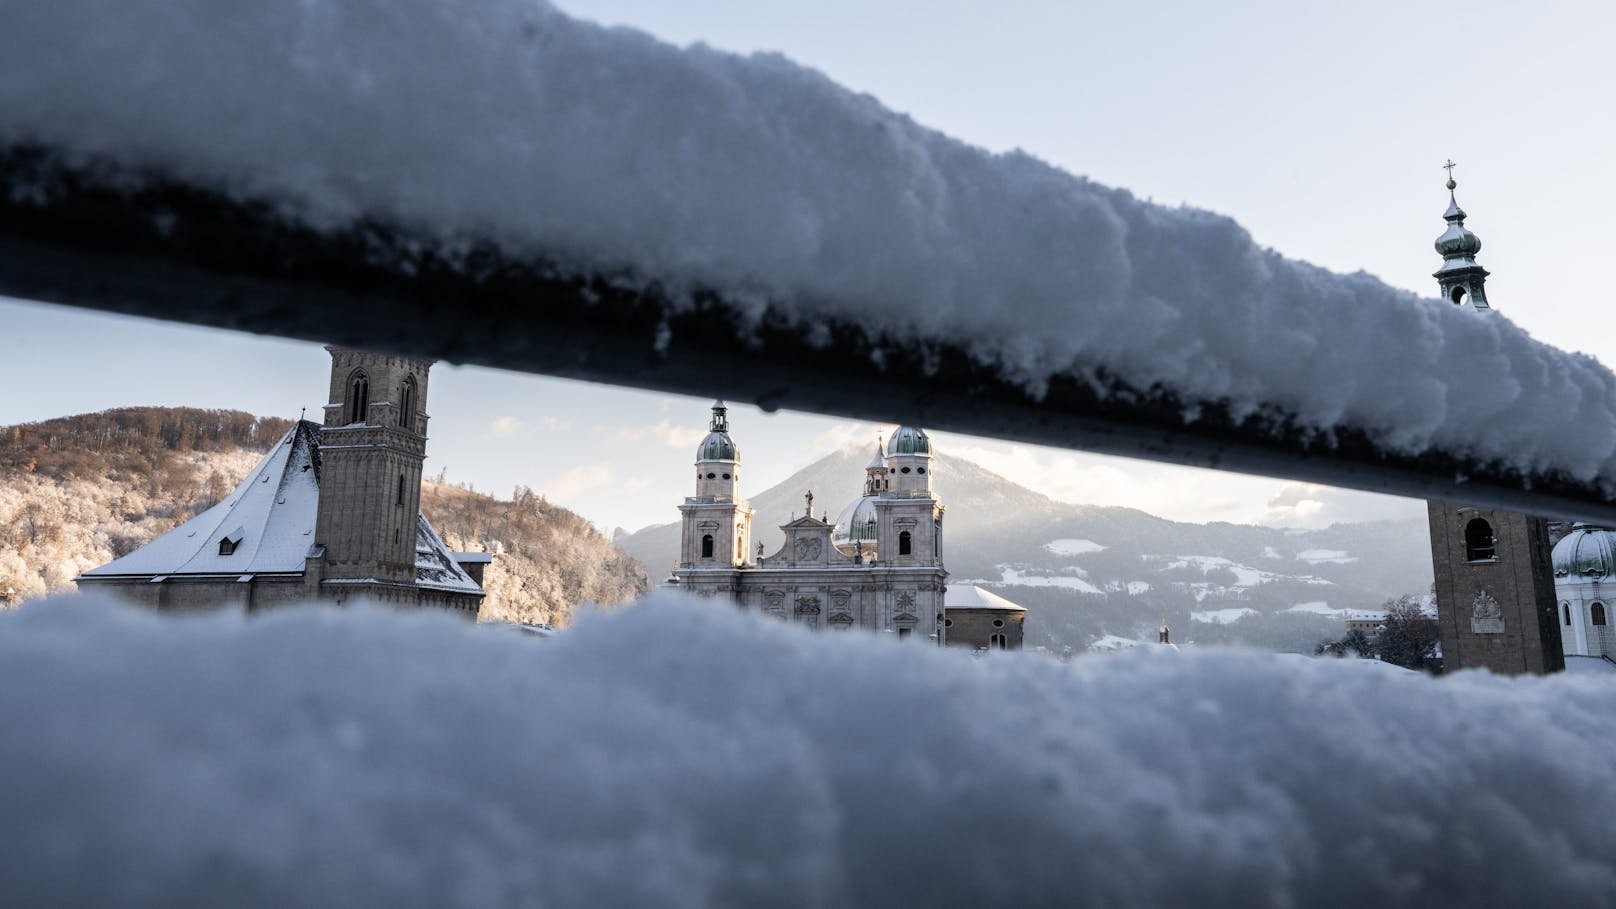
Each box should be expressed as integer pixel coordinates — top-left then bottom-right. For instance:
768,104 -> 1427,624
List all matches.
77,348 -> 486,616
670,403 -> 953,643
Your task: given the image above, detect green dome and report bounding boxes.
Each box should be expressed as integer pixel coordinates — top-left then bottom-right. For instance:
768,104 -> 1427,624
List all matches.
1552,524 -> 1616,579
1434,197 -> 1482,258
697,431 -> 737,461
886,426 -> 931,456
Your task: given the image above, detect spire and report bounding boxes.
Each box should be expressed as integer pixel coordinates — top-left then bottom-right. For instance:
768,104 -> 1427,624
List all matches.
1432,160 -> 1491,310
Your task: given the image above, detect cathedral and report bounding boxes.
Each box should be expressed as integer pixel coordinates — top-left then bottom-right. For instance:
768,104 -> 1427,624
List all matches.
1423,167 -> 1564,674
669,402 -> 1024,649
77,348 -> 486,615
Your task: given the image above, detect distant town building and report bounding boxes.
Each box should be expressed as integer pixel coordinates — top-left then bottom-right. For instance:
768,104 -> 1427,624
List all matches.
668,402 -> 1024,646
77,348 -> 486,615
1423,167 -> 1564,675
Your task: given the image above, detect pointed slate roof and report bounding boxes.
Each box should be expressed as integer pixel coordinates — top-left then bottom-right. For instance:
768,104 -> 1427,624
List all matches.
82,421 -> 482,595
83,421 -> 324,578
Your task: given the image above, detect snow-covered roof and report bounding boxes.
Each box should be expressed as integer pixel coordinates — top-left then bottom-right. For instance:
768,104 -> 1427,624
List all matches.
415,516 -> 483,594
81,422 -> 323,578
82,421 -> 480,595
945,584 -> 1027,612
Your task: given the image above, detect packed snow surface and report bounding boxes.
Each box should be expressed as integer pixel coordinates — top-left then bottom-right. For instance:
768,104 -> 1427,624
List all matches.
970,565 -> 1105,594
1286,601 -> 1338,615
1045,539 -> 1107,556
6,592 -> 1616,906
5,2 -> 1616,489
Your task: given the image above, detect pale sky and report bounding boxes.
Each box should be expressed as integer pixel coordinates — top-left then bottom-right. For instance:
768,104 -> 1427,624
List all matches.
3,0 -> 1611,534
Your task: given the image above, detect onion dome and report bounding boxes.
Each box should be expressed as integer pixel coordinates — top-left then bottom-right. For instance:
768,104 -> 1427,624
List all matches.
832,495 -> 879,556
886,425 -> 931,456
1552,524 -> 1616,579
1434,178 -> 1482,259
697,400 -> 738,462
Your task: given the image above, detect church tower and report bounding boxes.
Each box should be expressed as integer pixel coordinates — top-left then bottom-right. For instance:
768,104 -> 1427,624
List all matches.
875,426 -> 944,568
1423,167 -> 1563,674
313,347 -> 433,583
678,401 -> 753,568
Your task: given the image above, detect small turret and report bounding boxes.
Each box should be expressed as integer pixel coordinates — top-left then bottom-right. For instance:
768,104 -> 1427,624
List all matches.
1433,160 -> 1491,310
885,426 -> 933,496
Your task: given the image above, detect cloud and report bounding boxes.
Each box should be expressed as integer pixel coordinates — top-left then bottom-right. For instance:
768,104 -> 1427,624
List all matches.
488,416 -> 524,438
613,420 -> 706,449
811,421 -> 887,453
1259,483 -> 1422,529
939,434 -> 1422,528
544,465 -> 618,501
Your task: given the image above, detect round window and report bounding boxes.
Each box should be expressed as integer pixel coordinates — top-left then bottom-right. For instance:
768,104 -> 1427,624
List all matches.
722,473 -> 731,480
917,467 -> 925,474
944,619 -> 954,628
901,467 -> 912,474
992,618 -> 1004,627
706,472 -> 716,479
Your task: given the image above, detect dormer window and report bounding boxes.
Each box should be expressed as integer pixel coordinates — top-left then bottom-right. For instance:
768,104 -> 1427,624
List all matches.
218,527 -> 245,556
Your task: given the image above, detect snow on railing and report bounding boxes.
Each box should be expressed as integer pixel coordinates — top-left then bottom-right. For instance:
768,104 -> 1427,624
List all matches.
2,0 -> 1615,519
3,591 -> 1614,904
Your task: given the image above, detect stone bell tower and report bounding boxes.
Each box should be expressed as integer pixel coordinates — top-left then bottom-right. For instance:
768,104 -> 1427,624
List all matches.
678,401 -> 753,570
1423,166 -> 1563,674
313,346 -> 433,583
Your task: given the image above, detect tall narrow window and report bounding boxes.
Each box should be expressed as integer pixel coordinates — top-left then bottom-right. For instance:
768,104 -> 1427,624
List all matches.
990,633 -> 1006,650
899,530 -> 912,556
399,376 -> 416,429
1594,603 -> 1608,626
1565,603 -> 1573,625
701,534 -> 714,558
397,474 -> 405,506
348,372 -> 370,424
1464,518 -> 1495,561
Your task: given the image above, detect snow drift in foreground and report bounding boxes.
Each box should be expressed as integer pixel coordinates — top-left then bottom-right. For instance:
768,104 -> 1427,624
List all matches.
3,3 -> 1616,487
3,593 -> 1615,907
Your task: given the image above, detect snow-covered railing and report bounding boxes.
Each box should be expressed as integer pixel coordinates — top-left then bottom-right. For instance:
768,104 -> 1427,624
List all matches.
3,1 -> 1615,521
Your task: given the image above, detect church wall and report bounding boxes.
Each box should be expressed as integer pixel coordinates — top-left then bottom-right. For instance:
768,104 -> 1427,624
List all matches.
946,609 -> 1025,651
1428,503 -> 1564,674
76,574 -> 479,618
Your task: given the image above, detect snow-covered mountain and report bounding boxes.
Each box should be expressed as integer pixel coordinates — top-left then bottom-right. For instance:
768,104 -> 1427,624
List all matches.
615,446 -> 1433,654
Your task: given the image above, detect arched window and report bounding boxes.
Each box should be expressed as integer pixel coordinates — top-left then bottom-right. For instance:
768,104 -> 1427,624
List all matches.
990,633 -> 1006,650
1594,603 -> 1608,626
396,474 -> 405,506
1564,602 -> 1573,626
1464,518 -> 1496,561
1451,286 -> 1468,306
399,375 -> 416,429
348,372 -> 370,425
701,534 -> 714,558
899,530 -> 912,556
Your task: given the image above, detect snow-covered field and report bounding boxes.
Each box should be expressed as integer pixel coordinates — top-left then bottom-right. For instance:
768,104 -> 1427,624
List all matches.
1045,539 -> 1107,556
963,565 -> 1105,595
1295,549 -> 1358,565
3,592 -> 1616,905
1285,601 -> 1338,615
6,2 -> 1616,492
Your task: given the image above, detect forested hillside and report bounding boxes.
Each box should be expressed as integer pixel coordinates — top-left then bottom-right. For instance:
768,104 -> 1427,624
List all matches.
0,408 -> 647,623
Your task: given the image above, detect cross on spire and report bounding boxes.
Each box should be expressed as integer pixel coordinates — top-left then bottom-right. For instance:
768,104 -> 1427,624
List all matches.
1443,158 -> 1458,192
